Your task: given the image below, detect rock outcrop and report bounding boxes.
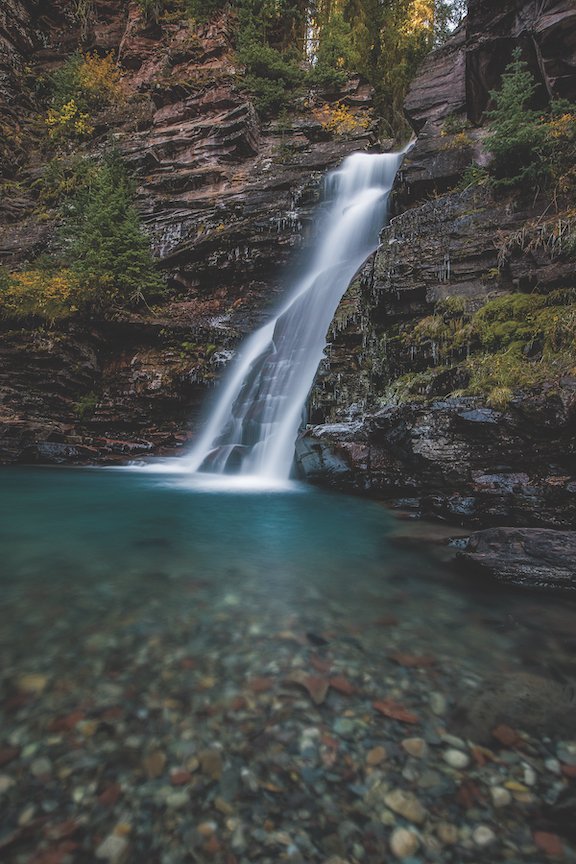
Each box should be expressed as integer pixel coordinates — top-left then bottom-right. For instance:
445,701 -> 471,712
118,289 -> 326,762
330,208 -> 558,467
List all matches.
302,0 -> 576,532
401,0 -> 576,203
298,385 -> 576,527
0,3 -> 375,463
456,527 -> 576,591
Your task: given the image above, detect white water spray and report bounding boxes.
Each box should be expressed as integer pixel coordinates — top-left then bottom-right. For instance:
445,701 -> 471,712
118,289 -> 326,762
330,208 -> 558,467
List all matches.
182,150 -> 405,480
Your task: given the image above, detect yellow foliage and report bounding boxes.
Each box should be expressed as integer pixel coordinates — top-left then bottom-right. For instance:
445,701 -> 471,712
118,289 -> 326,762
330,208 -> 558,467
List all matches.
545,111 -> 576,193
312,101 -> 371,137
0,269 -> 83,321
77,52 -> 123,107
401,0 -> 434,36
440,131 -> 473,150
46,99 -> 94,140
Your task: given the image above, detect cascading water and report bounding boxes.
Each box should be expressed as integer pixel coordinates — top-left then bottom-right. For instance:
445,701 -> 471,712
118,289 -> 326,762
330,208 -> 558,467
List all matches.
183,150 -> 405,480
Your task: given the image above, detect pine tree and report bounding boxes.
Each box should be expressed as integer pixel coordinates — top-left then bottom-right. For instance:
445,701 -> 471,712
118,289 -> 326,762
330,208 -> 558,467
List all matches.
485,48 -> 548,189
63,156 -> 164,307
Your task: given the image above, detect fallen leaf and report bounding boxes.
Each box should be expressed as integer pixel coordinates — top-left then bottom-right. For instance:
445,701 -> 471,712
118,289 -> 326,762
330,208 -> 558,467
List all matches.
456,780 -> 483,809
309,655 -> 332,674
143,750 -> 166,779
329,675 -> 356,696
98,783 -> 122,807
492,724 -> 520,747
373,699 -> 419,724
533,831 -> 564,857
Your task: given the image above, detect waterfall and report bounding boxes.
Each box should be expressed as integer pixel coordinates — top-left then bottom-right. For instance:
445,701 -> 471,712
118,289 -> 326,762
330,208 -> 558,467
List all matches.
182,150 -> 405,481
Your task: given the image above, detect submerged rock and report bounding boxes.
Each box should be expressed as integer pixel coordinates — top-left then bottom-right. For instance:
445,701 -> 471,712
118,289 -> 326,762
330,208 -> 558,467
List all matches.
457,527 -> 576,591
450,672 -> 576,743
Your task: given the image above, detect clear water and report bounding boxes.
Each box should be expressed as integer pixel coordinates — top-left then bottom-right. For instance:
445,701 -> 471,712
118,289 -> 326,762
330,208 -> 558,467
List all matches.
2,467 -> 575,688
2,469 -> 576,863
183,152 -> 404,479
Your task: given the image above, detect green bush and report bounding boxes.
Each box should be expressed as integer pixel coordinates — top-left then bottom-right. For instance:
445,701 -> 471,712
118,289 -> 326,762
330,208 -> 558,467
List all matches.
74,391 -> 99,421
237,38 -> 304,115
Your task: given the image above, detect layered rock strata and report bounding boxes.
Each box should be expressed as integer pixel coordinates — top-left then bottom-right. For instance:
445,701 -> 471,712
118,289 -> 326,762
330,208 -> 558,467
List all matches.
0,3 -> 375,463
302,0 -> 576,533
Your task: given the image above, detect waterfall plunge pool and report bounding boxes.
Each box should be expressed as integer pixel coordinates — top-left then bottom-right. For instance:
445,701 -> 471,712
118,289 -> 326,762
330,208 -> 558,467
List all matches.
1,466 -> 576,862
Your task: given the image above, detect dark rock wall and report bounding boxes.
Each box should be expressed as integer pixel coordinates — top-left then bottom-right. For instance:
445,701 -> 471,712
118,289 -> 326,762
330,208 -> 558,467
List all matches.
0,3 -> 375,463
304,0 -> 576,527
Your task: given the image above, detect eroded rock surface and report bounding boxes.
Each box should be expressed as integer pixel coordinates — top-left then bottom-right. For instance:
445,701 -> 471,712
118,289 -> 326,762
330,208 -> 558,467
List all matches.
456,527 -> 576,591
0,5 -> 375,462
304,0 -> 576,533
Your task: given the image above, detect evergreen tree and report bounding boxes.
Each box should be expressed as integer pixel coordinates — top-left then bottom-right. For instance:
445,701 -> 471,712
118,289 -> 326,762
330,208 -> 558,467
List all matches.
485,48 -> 548,189
62,155 -> 164,306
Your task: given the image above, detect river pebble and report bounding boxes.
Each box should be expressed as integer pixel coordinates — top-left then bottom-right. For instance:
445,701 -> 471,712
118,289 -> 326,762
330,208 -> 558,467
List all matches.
390,827 -> 420,859
443,748 -> 470,769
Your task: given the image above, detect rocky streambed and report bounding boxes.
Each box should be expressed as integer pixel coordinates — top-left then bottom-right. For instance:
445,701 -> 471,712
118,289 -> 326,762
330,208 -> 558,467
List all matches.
1,468 -> 576,863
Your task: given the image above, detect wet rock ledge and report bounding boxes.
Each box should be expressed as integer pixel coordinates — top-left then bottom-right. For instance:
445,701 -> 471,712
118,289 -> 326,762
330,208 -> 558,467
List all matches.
456,528 -> 576,592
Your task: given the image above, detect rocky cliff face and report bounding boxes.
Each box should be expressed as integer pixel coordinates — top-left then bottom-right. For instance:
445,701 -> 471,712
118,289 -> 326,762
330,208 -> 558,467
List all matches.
302,0 -> 576,529
0,1 -> 375,463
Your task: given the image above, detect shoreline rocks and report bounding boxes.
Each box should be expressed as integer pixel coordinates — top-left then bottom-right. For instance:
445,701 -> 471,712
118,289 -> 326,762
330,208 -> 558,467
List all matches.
456,527 -> 576,591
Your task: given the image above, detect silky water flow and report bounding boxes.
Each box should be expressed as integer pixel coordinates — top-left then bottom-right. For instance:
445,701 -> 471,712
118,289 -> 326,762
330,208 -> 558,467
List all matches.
182,150 -> 405,480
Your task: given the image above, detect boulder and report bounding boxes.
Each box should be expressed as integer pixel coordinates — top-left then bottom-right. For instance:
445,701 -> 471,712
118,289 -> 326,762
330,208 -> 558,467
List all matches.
450,670 -> 576,742
298,387 -> 576,528
456,527 -> 576,590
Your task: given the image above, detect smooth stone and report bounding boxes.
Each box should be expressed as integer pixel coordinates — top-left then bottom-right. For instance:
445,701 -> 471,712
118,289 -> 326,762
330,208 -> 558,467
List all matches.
557,742 -> 576,766
17,674 -> 47,694
95,834 -> 129,863
418,769 -> 443,790
366,745 -> 387,766
443,749 -> 470,769
473,826 -> 496,847
545,758 -> 562,775
18,804 -> 36,826
523,764 -> 537,786
334,718 -> 356,738
30,757 -> 52,777
390,827 -> 420,859
436,822 -> 459,845
0,775 -> 16,793
384,789 -> 426,824
429,692 -> 447,716
165,790 -> 189,809
402,738 -> 428,759
199,749 -> 223,779
490,786 -> 512,808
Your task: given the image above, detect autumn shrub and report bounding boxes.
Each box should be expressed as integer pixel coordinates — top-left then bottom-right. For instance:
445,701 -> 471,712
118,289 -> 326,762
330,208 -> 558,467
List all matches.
0,268 -> 84,321
545,101 -> 576,194
2,155 -> 164,321
312,101 -> 371,136
45,99 -> 94,141
46,52 -> 123,140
